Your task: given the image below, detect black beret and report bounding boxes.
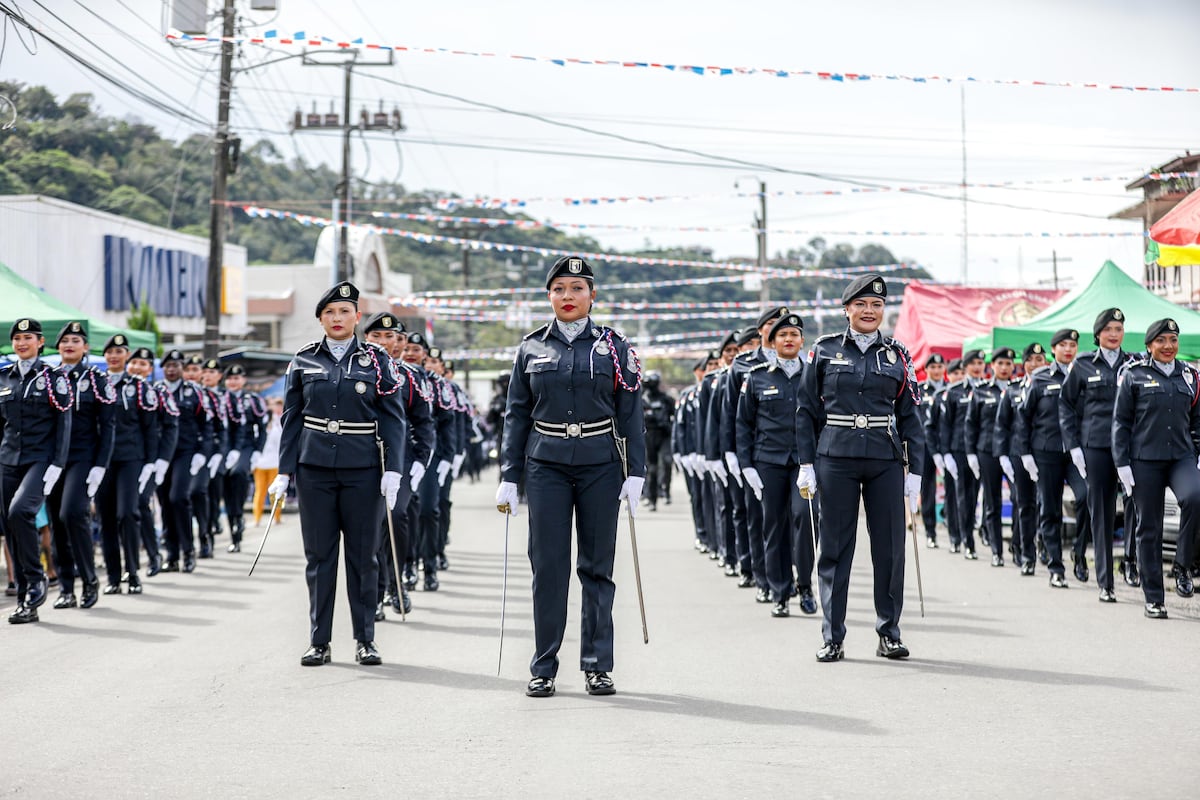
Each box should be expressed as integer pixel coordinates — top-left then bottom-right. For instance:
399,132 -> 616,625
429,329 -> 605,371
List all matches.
545,255 -> 594,289
947,359 -> 963,373
224,364 -> 246,377
186,355 -> 205,367
756,305 -> 790,329
10,318 -> 42,339
162,349 -> 186,364
991,347 -> 1016,362
718,330 -> 738,351
1050,328 -> 1079,347
962,349 -> 986,364
363,311 -> 404,333
708,349 -> 721,361
1144,317 -> 1180,346
1022,342 -> 1046,361
735,326 -> 760,347
923,353 -> 945,368
767,313 -> 804,342
202,358 -> 221,371
406,331 -> 429,350
427,347 -> 443,361
693,356 -> 710,371
129,347 -> 155,362
841,274 -> 887,304
1093,307 -> 1125,338
443,360 -> 455,372
103,333 -> 130,352
55,320 -> 87,346
314,281 -> 359,317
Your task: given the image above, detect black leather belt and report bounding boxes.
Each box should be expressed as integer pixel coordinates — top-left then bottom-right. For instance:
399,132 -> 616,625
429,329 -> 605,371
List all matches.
303,415 -> 377,435
533,419 -> 614,439
826,413 -> 893,429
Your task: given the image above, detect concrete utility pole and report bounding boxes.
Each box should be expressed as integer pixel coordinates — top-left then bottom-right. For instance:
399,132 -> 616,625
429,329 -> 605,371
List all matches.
756,180 -> 768,304
203,0 -> 236,360
1037,250 -> 1073,290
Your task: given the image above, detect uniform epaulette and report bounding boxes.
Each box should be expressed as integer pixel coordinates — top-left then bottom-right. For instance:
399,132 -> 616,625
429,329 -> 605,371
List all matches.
735,350 -> 757,362
524,324 -> 550,341
815,332 -> 841,345
362,340 -> 388,354
298,340 -> 321,353
1031,364 -> 1052,376
606,327 -> 628,341
747,361 -> 772,373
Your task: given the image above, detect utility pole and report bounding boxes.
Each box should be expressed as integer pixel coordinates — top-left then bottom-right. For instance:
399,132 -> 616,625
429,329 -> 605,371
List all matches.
756,180 -> 768,304
203,0 -> 236,360
1037,250 -> 1072,290
462,245 -> 472,391
338,61 -> 353,283
960,84 -> 969,284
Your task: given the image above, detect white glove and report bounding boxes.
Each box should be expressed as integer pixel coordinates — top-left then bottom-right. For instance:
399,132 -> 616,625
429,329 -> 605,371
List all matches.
381,470 -> 402,511
250,451 -> 261,471
742,466 -> 764,501
933,453 -> 945,473
154,458 -> 169,485
85,466 -> 106,498
138,463 -> 155,492
1070,447 -> 1088,480
208,453 -> 222,478
686,453 -> 701,476
43,465 -> 63,496
618,476 -> 646,518
673,453 -> 685,474
452,452 -> 465,479
905,473 -> 922,512
709,460 -> 728,487
225,450 -> 241,471
436,459 -> 452,486
409,460 -> 426,492
1021,455 -> 1039,483
496,481 -> 520,516
724,452 -> 743,487
944,454 -> 959,481
1117,465 -> 1135,495
268,473 -> 290,501
966,453 -> 981,479
999,455 -> 1015,483
796,463 -> 817,498
190,453 -> 207,476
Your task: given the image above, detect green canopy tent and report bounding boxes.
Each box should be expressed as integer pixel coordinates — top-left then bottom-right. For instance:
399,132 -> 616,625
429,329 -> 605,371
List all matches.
0,260 -> 156,355
963,260 -> 1200,360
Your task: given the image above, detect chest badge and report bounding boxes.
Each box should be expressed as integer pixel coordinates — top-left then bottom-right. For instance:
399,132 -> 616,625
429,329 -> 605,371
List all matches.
836,353 -> 844,359
358,355 -> 371,368
355,381 -> 367,394
78,378 -> 90,392
35,376 -> 46,390
125,384 -> 137,398
1186,371 -> 1194,387
596,342 -> 610,356
887,350 -> 897,364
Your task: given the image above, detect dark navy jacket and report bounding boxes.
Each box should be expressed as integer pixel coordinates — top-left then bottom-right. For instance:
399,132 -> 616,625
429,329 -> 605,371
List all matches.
0,361 -> 73,467
1016,362 -> 1070,455
721,348 -> 770,454
935,379 -> 973,454
152,379 -> 180,463
1059,349 -> 1130,451
62,363 -> 116,469
107,373 -> 160,464
164,380 -> 214,458
965,379 -> 1006,458
1112,357 -> 1200,466
992,378 -> 1028,459
397,360 -> 435,469
735,361 -> 803,467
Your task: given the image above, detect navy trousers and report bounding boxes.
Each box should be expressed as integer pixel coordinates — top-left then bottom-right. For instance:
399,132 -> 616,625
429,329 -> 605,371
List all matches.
1131,457 -> 1200,605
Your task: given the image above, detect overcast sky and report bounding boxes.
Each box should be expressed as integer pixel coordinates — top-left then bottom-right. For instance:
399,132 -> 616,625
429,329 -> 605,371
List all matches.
4,0 -> 1200,290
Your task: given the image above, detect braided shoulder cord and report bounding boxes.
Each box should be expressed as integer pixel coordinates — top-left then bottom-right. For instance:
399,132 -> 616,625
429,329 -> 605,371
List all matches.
41,366 -> 73,412
365,345 -> 399,397
602,329 -> 642,392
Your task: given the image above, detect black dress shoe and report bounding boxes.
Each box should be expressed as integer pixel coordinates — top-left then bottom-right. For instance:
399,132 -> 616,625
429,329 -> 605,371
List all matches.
80,581 -> 99,609
423,574 -> 439,592
127,576 -> 142,595
771,600 -> 790,618
227,542 -> 241,554
736,573 -> 754,588
1020,562 -> 1035,576
437,555 -> 449,571
146,558 -> 162,577
400,586 -> 412,614
723,564 -> 738,578
584,670 -> 616,696
526,676 -> 555,697
54,592 -> 78,609
1073,559 -> 1089,583
798,587 -> 818,615
183,554 -> 197,573
374,603 -> 386,622
1098,589 -> 1117,603
949,543 -> 962,554
102,583 -> 122,595
4,582 -> 15,597
1171,563 -> 1194,597
355,641 -> 382,666
816,641 -> 844,662
926,537 -> 939,549
1144,602 -> 1168,620
1049,573 -> 1068,589
7,603 -> 38,624
964,549 -> 978,561
754,587 -> 772,604
25,578 -> 48,609
162,560 -> 180,573
300,644 -> 331,666
1038,543 -> 1049,566
991,555 -> 1004,567
876,635 -> 910,659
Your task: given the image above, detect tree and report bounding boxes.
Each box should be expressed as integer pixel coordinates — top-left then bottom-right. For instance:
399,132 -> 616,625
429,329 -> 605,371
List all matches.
127,300 -> 161,355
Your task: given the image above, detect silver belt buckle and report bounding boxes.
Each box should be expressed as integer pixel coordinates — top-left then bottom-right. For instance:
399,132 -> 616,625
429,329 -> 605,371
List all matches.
566,423 -> 582,438
326,420 -> 341,434
853,414 -> 868,429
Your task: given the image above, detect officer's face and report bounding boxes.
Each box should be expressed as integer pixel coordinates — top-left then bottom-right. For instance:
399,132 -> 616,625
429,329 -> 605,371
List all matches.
1148,333 -> 1179,363
57,334 -> 87,365
845,298 -> 885,334
392,334 -> 408,359
947,368 -> 964,382
773,328 -> 804,359
202,369 -> 221,388
427,358 -> 444,376
548,277 -> 595,323
163,361 -> 182,381
1052,339 -> 1078,364
320,301 -> 361,338
965,359 -> 985,378
128,359 -> 151,377
1024,353 -> 1047,372
1098,321 -> 1124,350
721,343 -> 738,365
366,330 -> 400,357
225,374 -> 246,392
704,359 -> 719,374
105,347 -> 128,372
739,337 -> 760,353
401,343 -> 426,364
926,363 -> 945,382
992,358 -> 1014,380
12,332 -> 42,360
183,364 -> 202,382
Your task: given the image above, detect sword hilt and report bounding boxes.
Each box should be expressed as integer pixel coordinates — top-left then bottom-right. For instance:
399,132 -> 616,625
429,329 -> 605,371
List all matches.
497,503 -> 511,514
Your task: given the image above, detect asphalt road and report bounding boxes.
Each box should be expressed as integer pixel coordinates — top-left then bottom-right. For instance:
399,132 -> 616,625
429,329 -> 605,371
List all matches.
2,470 -> 1197,798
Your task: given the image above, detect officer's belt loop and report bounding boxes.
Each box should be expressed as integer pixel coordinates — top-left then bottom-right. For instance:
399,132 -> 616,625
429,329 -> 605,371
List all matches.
825,413 -> 894,429
533,419 -> 615,439
302,415 -> 378,435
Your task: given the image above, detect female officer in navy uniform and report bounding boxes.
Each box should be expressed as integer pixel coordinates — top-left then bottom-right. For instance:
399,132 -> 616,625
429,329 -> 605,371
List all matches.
796,275 -> 924,662
271,281 -> 408,667
1112,318 -> 1200,619
498,255 -> 646,698
2,318 -> 73,624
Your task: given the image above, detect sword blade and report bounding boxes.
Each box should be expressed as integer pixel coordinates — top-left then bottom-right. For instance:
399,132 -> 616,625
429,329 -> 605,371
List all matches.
498,510 -> 510,676
248,493 -> 283,577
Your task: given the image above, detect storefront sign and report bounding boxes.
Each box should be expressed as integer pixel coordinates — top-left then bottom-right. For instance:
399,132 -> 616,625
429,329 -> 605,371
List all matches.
103,235 -> 207,317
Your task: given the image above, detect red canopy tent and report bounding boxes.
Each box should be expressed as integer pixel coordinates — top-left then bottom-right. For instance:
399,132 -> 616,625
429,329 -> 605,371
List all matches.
893,282 -> 1066,377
